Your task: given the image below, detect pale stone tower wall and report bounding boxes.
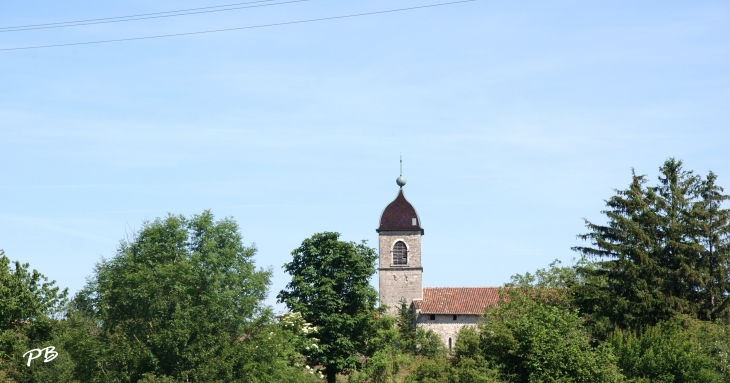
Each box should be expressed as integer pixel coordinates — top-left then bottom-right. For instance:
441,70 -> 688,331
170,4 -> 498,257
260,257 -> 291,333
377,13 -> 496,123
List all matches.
378,231 -> 423,315
415,315 -> 482,351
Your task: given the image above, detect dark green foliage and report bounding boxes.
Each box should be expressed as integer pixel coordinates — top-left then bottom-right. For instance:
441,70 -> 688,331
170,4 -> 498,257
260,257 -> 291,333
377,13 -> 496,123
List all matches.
278,232 -> 380,383
396,300 -> 417,351
692,172 -> 730,321
573,159 -> 730,328
609,318 -> 722,383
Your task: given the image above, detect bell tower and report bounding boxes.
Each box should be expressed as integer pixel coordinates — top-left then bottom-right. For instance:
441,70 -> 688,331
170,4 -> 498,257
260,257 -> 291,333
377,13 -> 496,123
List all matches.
377,160 -> 424,315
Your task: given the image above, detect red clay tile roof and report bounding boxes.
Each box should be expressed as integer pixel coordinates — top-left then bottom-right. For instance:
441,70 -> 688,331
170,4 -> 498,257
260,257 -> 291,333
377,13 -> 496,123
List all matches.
413,287 -> 501,315
377,189 -> 424,234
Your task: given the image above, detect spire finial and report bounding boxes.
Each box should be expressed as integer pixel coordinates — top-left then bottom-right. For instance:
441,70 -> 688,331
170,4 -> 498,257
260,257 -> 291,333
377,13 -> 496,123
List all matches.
396,156 -> 407,188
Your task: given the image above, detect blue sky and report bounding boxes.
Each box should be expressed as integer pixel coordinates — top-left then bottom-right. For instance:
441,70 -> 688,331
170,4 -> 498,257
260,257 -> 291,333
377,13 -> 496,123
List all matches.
1,0 -> 729,311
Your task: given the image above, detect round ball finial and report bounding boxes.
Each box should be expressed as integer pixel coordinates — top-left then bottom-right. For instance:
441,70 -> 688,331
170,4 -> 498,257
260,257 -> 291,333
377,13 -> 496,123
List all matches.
396,175 -> 407,187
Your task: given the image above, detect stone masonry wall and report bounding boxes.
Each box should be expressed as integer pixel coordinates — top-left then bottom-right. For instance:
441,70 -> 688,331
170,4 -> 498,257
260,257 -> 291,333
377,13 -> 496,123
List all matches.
379,231 -> 422,315
378,231 -> 422,267
415,314 -> 483,351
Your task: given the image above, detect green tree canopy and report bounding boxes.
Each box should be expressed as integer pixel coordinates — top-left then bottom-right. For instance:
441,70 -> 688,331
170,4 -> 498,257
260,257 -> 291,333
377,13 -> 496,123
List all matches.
466,288 -> 624,383
277,232 -> 379,383
609,319 -> 721,383
0,250 -> 71,382
0,249 -> 68,330
573,158 -> 730,328
69,211 -> 275,382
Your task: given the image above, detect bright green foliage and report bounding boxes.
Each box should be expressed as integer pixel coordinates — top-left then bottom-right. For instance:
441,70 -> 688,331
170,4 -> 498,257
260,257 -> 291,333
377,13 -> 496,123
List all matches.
0,250 -> 73,382
278,311 -> 321,369
684,319 -> 730,380
508,258 -> 615,339
278,232 -> 379,383
349,302 -> 447,383
349,314 -> 405,383
0,249 -> 68,330
450,356 -> 502,383
394,300 -> 444,359
403,354 -> 501,383
65,211 -> 286,382
474,288 -> 624,383
507,258 -> 579,289
609,319 -> 721,383
404,356 -> 453,383
573,159 -> 730,328
352,345 -> 406,383
352,305 -> 446,383
451,328 -> 503,383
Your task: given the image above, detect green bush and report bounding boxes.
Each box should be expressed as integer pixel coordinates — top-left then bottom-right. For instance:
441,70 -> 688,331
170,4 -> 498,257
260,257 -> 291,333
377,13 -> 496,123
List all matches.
609,319 -> 724,383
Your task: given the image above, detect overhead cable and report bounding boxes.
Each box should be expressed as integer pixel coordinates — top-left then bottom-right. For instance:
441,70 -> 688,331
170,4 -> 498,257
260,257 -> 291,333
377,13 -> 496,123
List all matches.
1,0 -> 308,33
1,0 -> 275,30
0,0 -> 475,52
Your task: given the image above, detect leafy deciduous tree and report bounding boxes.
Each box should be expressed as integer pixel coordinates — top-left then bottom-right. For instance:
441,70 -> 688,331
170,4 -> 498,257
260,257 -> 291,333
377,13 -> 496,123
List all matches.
69,211 -> 277,382
474,288 -> 625,383
278,232 -> 379,383
0,250 -> 72,382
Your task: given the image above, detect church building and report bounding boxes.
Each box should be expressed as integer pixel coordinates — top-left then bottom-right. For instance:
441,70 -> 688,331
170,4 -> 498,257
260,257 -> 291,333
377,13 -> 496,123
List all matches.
377,171 -> 499,351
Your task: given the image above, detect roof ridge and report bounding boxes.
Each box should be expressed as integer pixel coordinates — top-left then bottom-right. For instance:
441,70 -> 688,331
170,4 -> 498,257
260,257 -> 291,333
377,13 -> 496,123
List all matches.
424,286 -> 502,289
415,286 -> 503,314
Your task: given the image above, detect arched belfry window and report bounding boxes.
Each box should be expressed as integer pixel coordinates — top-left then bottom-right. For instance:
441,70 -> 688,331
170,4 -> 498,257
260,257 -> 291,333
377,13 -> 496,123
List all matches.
392,241 -> 408,265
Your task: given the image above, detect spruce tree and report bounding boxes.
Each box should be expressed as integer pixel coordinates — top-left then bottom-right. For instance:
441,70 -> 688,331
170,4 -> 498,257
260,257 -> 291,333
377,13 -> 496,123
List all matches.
573,170 -> 668,328
574,159 -> 730,327
651,159 -> 703,316
692,172 -> 730,320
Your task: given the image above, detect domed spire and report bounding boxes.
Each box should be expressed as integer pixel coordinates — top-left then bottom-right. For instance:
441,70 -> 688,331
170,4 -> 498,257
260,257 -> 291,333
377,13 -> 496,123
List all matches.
396,156 -> 407,188
378,158 -> 423,234
377,189 -> 423,234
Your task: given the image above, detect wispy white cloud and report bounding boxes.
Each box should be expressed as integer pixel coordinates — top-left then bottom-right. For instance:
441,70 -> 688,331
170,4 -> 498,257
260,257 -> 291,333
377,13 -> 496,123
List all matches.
0,214 -> 117,244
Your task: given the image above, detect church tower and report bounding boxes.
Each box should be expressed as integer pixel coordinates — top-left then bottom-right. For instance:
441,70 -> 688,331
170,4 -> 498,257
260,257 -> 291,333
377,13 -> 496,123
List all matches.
377,164 -> 424,315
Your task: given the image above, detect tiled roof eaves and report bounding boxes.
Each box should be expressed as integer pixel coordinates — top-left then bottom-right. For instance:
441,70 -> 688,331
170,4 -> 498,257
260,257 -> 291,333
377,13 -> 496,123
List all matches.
413,287 -> 502,315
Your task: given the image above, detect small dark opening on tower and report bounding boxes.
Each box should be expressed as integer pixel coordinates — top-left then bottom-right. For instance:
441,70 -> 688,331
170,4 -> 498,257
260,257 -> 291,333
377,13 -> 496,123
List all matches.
453,315 -> 457,321
429,314 -> 435,320
448,337 -> 452,351
392,241 -> 408,265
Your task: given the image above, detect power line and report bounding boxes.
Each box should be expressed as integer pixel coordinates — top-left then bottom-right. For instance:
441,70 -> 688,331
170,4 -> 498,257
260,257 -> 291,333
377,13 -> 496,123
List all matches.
0,0 -> 276,30
0,0 -> 475,52
1,0 -> 308,33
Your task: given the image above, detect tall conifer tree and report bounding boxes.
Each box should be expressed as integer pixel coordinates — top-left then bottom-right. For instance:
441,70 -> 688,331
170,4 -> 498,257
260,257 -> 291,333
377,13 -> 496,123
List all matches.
573,171 -> 668,328
692,172 -> 730,320
574,158 -> 730,329
651,159 -> 703,316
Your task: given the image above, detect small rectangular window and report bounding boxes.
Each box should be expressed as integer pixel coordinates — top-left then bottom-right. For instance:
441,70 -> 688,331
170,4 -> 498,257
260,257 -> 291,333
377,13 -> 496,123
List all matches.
412,218 -> 418,226
429,314 -> 435,320
453,315 -> 457,321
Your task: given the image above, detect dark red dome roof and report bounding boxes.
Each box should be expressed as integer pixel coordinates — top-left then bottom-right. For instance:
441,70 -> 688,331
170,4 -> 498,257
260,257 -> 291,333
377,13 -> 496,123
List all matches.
377,189 -> 424,234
